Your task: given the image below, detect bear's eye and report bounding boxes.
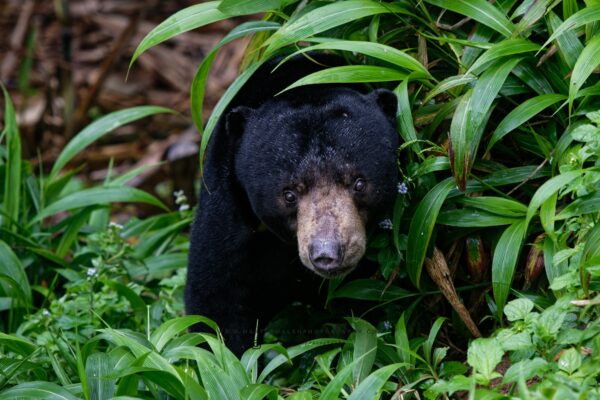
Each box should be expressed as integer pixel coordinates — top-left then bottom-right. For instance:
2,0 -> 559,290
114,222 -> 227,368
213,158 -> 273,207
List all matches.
353,178 -> 366,192
283,190 -> 297,204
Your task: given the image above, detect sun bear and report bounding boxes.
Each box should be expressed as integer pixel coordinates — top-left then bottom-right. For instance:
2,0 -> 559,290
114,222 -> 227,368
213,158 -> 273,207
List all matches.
185,54 -> 399,355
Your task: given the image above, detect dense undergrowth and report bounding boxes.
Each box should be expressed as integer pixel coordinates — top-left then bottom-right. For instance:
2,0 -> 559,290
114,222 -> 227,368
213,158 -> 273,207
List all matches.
1,0 -> 600,398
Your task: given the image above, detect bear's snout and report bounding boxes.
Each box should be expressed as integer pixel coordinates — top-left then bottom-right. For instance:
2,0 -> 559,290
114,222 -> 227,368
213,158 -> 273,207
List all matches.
297,183 -> 366,278
309,239 -> 344,273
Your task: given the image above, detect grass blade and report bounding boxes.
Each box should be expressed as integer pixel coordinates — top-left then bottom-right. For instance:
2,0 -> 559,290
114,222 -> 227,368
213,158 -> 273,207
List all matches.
49,106 -> 173,181
406,177 -> 455,289
282,65 -> 407,92
466,39 -> 539,75
347,363 -> 406,400
569,35 -> 600,113
32,187 -> 167,223
487,94 -> 566,152
437,209 -> 522,227
0,241 -> 32,307
279,40 -> 430,76
85,353 -> 116,400
492,220 -> 527,318
130,2 -> 226,67
191,21 -> 280,133
1,86 -> 21,232
264,0 -> 411,54
218,0 -> 283,16
424,0 -> 513,37
348,318 -> 377,384
542,5 -> 600,48
0,381 -> 79,399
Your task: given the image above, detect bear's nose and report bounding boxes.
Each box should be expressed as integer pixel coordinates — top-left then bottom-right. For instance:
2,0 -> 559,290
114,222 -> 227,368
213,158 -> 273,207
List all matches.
309,239 -> 343,271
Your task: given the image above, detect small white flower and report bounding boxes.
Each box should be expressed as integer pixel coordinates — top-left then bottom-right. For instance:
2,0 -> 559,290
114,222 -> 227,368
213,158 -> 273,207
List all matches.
109,221 -> 123,230
378,219 -> 393,230
42,309 -> 50,316
87,268 -> 98,277
179,204 -> 190,212
173,190 -> 184,198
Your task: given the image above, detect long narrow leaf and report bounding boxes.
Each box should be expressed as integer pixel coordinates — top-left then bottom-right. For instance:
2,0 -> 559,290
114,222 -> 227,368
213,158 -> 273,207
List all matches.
569,36 -> 600,112
424,0 -> 513,37
542,5 -> 600,48
1,86 -> 21,232
406,178 -> 455,288
492,220 -> 527,317
466,39 -> 539,75
282,66 -> 408,92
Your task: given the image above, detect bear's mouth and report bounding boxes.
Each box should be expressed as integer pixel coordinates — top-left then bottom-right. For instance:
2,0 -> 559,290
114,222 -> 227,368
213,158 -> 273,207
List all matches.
296,184 -> 366,278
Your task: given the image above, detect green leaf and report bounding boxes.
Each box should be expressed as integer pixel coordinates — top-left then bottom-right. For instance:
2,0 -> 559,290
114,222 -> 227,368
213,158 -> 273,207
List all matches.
503,298 -> 534,321
0,332 -> 36,356
467,338 -> 504,382
131,2 -> 227,66
424,0 -> 514,37
466,39 -> 540,75
437,209 -> 522,227
347,363 -> 406,400
394,313 -> 412,364
460,197 -> 527,217
423,74 -> 476,104
1,86 -> 21,232
348,318 -> 377,384
191,21 -> 280,134
450,58 -> 521,190
558,348 -> 581,375
569,35 -> 600,112
281,66 -> 408,92
526,170 -> 586,227
258,339 -> 344,383
542,5 -> 600,48
492,220 -> 527,317
49,106 -> 172,181
280,40 -> 430,76
33,187 -> 167,223
329,279 -> 414,302
86,353 -> 116,400
320,355 -> 369,400
406,177 -> 455,288
264,1 -> 411,54
240,384 -> 278,400
150,316 -> 218,352
0,381 -> 79,400
487,94 -> 566,152
502,358 -> 548,383
218,0 -> 284,16
0,241 -> 32,307
547,11 -> 584,69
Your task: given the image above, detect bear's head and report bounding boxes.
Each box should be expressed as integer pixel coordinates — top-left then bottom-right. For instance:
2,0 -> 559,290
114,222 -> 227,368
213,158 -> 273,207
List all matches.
229,87 -> 399,278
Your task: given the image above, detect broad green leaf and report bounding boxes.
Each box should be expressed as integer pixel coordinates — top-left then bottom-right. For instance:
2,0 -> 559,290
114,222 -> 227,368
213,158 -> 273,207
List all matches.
280,40 -> 430,76
467,338 -> 504,382
1,86 -> 21,232
492,220 -> 527,316
282,66 -> 408,92
547,11 -> 584,68
264,1 -> 411,54
450,58 -> 521,190
542,5 -> 600,48
49,106 -> 172,181
466,39 -> 540,75
423,317 -> 446,366
219,0 -> 284,16
86,353 -> 116,400
437,209 -> 522,227
513,62 -> 554,95
558,348 -> 582,375
347,363 -> 406,400
503,298 -> 534,321
258,339 -> 345,383
502,358 -> 548,383
424,0 -> 514,37
0,332 -> 36,356
131,2 -> 227,66
569,35 -> 600,112
191,21 -> 280,134
0,241 -> 31,306
487,94 -> 566,152
406,178 -> 455,288
320,354 -> 372,400
415,156 -> 451,176
394,313 -> 412,364
395,76 -> 421,154
33,187 -> 167,223
0,381 -> 79,400
348,318 -> 377,384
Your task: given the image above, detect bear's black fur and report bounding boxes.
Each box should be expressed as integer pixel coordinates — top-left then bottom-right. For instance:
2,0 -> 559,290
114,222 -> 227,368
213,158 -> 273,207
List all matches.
186,54 -> 400,355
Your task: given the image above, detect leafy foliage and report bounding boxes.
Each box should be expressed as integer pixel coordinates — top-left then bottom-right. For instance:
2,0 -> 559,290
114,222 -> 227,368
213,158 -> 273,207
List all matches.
1,0 -> 600,398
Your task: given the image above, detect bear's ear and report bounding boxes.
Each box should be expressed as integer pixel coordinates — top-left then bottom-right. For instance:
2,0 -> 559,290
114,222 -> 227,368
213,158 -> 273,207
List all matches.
368,88 -> 397,120
225,106 -> 253,138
